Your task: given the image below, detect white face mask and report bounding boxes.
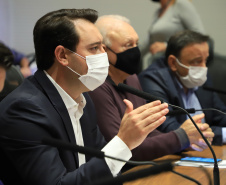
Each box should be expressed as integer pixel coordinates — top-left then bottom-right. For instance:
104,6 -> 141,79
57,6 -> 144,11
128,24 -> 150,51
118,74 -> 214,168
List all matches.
175,58 -> 208,89
66,49 -> 109,91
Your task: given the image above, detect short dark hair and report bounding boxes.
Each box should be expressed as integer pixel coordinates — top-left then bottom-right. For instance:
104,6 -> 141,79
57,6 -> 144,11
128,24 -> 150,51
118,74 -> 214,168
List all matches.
0,42 -> 13,69
165,30 -> 209,62
33,8 -> 98,70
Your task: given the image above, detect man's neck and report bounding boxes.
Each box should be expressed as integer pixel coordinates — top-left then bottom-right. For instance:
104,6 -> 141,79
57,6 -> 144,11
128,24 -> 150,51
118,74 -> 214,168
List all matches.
174,74 -> 189,94
108,65 -> 129,85
45,67 -> 86,101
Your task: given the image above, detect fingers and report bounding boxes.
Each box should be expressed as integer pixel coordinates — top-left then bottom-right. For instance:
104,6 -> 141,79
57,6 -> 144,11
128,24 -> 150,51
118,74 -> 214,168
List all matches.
119,100 -> 169,150
144,113 -> 167,133
124,100 -> 168,130
197,123 -> 214,144
131,100 -> 162,114
202,132 -> 214,143
192,113 -> 205,123
198,123 -> 210,131
190,144 -> 204,152
190,138 -> 209,151
123,99 -> 134,114
202,130 -> 214,138
190,144 -> 207,152
139,102 -> 168,121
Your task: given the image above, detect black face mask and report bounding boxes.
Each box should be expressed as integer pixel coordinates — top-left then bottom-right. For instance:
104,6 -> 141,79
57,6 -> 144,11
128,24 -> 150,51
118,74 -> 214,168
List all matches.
108,46 -> 141,75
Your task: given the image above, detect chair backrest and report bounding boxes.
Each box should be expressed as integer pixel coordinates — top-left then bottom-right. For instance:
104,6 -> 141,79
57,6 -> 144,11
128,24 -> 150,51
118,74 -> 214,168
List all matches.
0,65 -> 24,102
6,65 -> 24,86
207,53 -> 226,104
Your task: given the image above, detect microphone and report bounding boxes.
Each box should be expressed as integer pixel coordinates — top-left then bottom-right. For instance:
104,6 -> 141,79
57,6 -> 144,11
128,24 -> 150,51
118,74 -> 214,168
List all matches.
117,83 -> 220,185
42,137 -> 105,158
117,83 -> 164,103
89,162 -> 173,185
167,108 -> 195,116
41,137 -> 201,185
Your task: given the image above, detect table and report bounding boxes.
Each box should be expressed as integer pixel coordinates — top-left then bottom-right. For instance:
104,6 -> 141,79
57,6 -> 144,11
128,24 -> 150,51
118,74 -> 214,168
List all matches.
124,145 -> 226,185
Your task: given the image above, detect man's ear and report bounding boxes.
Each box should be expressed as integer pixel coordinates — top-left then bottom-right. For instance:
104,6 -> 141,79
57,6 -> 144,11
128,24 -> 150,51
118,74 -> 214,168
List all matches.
54,45 -> 69,66
168,55 -> 177,72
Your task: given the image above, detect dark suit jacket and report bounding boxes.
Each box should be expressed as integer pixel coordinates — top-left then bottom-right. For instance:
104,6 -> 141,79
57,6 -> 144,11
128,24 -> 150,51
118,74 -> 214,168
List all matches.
139,58 -> 226,145
0,70 -> 112,185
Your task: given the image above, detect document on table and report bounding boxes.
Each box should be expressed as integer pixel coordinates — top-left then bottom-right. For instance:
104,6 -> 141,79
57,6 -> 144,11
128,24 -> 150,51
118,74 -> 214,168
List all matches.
175,160 -> 226,168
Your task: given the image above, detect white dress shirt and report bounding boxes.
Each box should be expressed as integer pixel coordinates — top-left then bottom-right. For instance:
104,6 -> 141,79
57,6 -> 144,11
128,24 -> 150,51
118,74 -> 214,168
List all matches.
44,71 -> 132,175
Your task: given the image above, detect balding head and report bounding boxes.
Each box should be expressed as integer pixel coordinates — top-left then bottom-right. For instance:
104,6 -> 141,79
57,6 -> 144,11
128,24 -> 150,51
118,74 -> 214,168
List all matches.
95,15 -> 131,47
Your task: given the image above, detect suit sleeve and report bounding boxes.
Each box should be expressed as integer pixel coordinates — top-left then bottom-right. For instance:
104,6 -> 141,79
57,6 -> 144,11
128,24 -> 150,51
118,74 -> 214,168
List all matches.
0,96 -> 113,185
139,68 -> 184,132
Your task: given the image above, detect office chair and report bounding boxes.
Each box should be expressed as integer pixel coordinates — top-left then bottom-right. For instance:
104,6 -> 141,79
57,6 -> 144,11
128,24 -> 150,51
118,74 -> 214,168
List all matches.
207,53 -> 226,104
0,65 -> 24,102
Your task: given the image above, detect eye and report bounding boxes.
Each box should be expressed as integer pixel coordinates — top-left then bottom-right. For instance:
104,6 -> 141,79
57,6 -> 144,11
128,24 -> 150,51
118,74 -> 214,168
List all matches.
190,60 -> 202,66
90,46 -> 98,51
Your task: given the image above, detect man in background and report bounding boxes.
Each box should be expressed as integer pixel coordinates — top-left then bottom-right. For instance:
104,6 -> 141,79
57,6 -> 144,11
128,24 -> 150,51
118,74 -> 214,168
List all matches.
89,15 -> 214,164
139,30 -> 226,145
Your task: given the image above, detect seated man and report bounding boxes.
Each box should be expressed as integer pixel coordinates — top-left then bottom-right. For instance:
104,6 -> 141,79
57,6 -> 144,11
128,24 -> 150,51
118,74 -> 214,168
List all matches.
139,30 -> 226,145
88,15 -> 214,163
0,42 -> 17,101
0,9 -> 170,185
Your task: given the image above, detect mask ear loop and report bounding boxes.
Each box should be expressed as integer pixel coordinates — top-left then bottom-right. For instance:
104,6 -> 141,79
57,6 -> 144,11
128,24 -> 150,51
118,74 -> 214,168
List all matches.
64,48 -> 86,77
106,47 -> 118,66
106,47 -> 117,54
175,58 -> 189,69
66,66 -> 81,77
65,48 -> 86,60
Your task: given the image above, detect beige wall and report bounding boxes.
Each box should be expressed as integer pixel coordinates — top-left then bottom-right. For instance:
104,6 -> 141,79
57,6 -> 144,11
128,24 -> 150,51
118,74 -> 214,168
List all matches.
1,0 -> 225,56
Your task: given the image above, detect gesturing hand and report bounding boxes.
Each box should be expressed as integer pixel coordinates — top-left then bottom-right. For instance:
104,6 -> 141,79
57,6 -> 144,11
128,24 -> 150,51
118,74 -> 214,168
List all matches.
117,99 -> 169,150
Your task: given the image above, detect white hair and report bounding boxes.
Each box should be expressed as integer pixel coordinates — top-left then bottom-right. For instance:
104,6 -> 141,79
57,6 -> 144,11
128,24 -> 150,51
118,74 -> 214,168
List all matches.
96,15 -> 131,47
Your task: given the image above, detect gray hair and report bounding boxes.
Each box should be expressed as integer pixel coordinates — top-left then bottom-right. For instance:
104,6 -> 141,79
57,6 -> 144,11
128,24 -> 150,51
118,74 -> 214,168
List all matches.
95,15 -> 130,47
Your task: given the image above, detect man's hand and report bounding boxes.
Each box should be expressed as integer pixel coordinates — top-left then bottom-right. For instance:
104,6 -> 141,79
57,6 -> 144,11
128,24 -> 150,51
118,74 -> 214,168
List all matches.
181,113 -> 214,151
20,57 -> 32,78
149,42 -> 167,55
117,99 -> 169,150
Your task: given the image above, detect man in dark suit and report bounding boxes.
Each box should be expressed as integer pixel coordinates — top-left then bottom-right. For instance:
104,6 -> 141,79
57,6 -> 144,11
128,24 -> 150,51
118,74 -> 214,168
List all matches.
89,15 -> 214,164
139,30 -> 226,146
0,9 -> 171,185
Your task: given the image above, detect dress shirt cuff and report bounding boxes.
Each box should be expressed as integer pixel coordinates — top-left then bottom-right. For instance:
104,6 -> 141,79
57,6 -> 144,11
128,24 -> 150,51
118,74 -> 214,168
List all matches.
222,128 -> 226,144
102,135 -> 132,176
174,128 -> 190,150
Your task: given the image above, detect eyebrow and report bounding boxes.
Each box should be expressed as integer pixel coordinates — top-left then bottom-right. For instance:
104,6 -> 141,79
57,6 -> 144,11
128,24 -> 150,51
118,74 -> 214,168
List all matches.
88,41 -> 102,47
123,37 -> 139,45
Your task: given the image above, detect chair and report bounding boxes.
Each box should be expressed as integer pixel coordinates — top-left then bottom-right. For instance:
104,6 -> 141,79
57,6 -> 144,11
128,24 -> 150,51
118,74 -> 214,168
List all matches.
0,65 -> 24,102
206,53 -> 226,105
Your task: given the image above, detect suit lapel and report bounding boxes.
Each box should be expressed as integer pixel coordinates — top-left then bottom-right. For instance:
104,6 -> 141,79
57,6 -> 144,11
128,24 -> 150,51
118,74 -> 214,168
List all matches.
34,70 -> 79,165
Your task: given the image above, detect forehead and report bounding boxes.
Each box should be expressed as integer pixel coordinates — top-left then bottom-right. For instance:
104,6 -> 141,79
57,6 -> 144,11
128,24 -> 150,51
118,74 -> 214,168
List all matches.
74,19 -> 103,48
109,22 -> 138,45
180,42 -> 209,60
